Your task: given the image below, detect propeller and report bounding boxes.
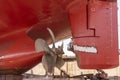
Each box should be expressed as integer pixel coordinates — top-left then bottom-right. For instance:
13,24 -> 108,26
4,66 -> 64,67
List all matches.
34,27 -> 56,53
35,27 -> 64,55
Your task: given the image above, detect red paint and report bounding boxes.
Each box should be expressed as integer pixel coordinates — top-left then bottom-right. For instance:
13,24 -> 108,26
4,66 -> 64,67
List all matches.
0,31 -> 44,74
0,0 -> 118,75
68,0 -> 118,69
0,0 -> 72,74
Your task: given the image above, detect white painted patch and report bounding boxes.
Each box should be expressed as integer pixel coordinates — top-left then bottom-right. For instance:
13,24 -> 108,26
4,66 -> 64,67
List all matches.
73,45 -> 97,53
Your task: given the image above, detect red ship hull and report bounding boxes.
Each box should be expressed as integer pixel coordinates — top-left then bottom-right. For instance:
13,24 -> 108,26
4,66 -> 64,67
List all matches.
0,32 -> 44,74
0,0 -> 119,75
0,0 -> 72,74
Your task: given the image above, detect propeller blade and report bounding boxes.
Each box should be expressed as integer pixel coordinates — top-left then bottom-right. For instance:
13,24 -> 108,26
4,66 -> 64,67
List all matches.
35,38 -> 49,53
47,27 -> 56,48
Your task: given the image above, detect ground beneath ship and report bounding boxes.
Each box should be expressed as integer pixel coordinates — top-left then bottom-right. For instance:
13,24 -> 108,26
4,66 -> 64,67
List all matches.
0,74 -> 119,80
23,74 -> 120,80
